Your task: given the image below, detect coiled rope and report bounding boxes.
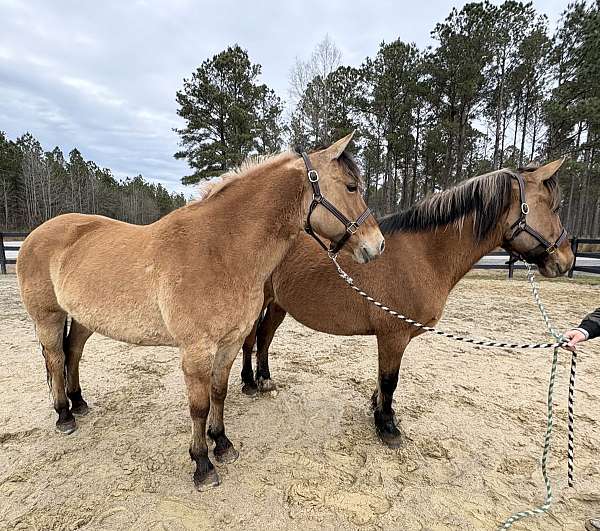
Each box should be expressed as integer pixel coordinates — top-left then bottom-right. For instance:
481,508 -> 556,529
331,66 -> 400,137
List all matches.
329,255 -> 577,530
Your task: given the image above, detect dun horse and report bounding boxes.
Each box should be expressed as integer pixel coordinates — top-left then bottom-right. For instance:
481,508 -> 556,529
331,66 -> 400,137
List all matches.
16,134 -> 385,490
241,160 -> 574,447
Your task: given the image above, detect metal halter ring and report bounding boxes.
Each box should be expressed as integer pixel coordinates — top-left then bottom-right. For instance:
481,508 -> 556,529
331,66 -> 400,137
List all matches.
299,150 -> 374,255
346,222 -> 358,234
521,203 -> 530,215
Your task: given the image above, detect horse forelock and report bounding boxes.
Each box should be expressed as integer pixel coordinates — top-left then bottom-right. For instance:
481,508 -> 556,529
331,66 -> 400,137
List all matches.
379,169 -> 515,241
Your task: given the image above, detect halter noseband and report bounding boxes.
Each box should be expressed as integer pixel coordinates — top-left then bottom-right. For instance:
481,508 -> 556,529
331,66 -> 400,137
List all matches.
300,152 -> 373,255
504,172 -> 567,262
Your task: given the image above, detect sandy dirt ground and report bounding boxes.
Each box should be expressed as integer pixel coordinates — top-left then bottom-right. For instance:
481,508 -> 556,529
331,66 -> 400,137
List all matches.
0,273 -> 598,530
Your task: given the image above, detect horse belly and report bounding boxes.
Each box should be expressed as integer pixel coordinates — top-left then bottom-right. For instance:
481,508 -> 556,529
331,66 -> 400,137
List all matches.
277,288 -> 372,336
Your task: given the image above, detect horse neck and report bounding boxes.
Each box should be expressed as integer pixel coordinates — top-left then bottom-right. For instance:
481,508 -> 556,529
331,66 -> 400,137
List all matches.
180,157 -> 308,279
403,214 -> 504,290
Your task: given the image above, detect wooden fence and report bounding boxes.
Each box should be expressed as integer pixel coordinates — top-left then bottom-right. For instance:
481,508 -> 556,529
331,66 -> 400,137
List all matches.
1,232 -> 599,277
0,232 -> 28,274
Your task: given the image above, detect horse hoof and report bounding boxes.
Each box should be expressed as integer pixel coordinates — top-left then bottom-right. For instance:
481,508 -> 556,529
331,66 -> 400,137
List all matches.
377,427 -> 403,449
71,402 -> 89,416
242,383 -> 258,396
194,468 -> 220,491
257,378 -> 276,393
214,446 -> 239,465
56,418 -> 77,435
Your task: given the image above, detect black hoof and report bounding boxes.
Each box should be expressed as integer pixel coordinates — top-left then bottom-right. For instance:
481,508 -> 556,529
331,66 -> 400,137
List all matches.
242,382 -> 258,396
194,468 -> 220,491
214,445 -> 239,464
71,401 -> 89,416
377,426 -> 403,448
56,416 -> 77,435
374,409 -> 402,448
257,377 -> 276,393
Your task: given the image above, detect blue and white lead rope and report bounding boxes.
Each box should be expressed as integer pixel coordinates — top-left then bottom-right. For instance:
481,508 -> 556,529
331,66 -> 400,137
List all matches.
329,256 -> 577,530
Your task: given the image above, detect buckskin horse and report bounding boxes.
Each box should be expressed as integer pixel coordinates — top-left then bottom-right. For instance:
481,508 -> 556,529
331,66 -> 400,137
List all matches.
241,160 -> 574,447
16,134 -> 385,490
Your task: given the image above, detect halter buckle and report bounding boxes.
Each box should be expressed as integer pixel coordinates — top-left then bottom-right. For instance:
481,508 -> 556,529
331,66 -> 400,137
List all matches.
346,222 -> 358,235
521,203 -> 529,215
546,244 -> 557,255
308,169 -> 319,182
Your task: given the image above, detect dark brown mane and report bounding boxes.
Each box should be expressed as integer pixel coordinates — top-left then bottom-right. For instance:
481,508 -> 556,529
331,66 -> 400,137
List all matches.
378,170 -> 515,241
379,168 -> 562,241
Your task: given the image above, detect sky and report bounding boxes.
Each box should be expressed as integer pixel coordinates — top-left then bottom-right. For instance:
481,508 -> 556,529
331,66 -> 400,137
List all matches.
0,0 -> 569,196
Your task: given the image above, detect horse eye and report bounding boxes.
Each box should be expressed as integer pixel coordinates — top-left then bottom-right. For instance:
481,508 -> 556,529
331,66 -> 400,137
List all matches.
346,183 -> 358,193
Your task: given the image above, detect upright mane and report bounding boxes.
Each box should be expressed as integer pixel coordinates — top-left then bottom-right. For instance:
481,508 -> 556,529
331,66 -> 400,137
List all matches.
196,152 -> 292,202
378,169 -> 516,241
197,147 -> 363,202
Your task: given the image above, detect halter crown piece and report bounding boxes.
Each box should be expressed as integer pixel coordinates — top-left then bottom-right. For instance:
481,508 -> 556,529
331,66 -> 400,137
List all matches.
505,172 -> 568,261
300,151 -> 373,255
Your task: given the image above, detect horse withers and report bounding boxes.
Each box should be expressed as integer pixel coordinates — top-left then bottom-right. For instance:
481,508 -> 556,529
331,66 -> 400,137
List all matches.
241,159 -> 574,447
16,133 -> 384,490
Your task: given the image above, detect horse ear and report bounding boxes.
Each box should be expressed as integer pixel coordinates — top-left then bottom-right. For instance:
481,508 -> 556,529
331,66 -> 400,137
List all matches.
323,131 -> 355,160
531,158 -> 566,182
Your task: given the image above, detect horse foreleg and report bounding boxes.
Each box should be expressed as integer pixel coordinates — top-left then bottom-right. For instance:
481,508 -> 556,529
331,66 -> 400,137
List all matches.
241,319 -> 259,395
208,343 -> 242,464
255,302 -> 287,393
181,346 -> 219,491
372,333 -> 409,448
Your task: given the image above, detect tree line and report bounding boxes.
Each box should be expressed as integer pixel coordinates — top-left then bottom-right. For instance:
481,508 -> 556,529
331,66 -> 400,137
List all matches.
3,1 -> 598,236
0,132 -> 186,231
176,1 -> 600,237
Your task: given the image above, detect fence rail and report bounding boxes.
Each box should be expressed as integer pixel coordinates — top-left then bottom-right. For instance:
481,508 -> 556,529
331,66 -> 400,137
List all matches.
0,232 -> 29,274
1,232 -> 599,277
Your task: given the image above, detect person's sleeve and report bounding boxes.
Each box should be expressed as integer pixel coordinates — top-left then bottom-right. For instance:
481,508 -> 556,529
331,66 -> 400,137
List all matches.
578,307 -> 600,340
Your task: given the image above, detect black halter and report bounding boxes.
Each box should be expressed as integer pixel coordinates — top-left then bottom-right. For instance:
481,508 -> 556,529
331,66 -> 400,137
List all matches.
504,172 -> 568,262
300,152 -> 373,255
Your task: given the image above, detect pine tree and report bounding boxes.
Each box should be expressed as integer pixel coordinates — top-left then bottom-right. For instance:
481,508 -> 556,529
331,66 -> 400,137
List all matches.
174,45 -> 283,184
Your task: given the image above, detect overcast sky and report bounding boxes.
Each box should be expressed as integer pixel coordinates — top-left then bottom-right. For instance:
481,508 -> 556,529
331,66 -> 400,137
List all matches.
0,0 -> 568,195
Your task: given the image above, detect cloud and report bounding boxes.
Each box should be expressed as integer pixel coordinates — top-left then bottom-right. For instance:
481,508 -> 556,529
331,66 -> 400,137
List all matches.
0,0 -> 565,195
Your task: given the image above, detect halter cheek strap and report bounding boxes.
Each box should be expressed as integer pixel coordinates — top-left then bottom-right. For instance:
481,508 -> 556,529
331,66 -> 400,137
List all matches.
300,152 -> 373,255
504,173 -> 568,261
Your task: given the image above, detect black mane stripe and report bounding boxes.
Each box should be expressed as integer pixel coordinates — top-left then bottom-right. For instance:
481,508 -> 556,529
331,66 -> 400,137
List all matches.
378,170 -> 516,242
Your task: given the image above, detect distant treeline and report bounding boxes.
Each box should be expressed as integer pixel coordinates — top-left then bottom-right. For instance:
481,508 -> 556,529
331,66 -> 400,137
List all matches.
0,132 -> 186,231
175,2 -> 600,237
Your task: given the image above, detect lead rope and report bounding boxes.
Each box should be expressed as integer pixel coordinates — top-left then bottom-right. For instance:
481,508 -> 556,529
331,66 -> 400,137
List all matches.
328,255 -> 577,530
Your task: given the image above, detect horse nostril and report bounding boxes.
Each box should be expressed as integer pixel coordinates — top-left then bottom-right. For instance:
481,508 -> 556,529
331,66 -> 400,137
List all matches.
379,239 -> 385,254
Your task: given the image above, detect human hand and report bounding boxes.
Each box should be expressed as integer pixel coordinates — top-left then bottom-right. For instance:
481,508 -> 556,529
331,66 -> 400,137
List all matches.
562,329 -> 587,351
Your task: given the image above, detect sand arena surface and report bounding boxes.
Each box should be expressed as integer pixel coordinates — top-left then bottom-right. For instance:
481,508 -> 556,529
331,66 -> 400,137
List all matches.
0,273 -> 598,530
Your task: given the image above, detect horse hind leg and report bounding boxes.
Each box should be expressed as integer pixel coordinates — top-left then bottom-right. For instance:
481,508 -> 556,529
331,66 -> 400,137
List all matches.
65,319 -> 93,415
36,311 -> 76,434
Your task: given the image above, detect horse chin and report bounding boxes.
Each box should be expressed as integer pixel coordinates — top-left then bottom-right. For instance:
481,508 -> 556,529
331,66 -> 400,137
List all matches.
536,259 -> 564,278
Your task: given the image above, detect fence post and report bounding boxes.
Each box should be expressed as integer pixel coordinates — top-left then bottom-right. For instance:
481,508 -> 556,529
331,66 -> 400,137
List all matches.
568,236 -> 578,278
0,232 -> 6,275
